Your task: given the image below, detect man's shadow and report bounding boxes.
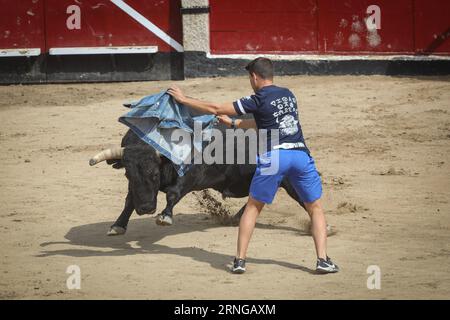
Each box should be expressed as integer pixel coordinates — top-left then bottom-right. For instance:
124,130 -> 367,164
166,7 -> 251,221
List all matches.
39,213 -> 316,274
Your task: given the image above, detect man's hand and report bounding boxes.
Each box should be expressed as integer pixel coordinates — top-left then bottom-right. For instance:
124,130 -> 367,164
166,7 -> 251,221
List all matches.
218,115 -> 257,129
217,115 -> 233,127
167,84 -> 238,116
167,85 -> 186,104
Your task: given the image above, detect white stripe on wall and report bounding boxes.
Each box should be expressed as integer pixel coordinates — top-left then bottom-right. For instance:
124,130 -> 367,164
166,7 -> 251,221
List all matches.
207,53 -> 450,61
49,46 -> 158,55
110,0 -> 183,52
0,48 -> 41,57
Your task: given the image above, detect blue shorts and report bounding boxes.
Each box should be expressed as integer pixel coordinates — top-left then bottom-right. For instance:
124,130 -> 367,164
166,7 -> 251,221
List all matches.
250,149 -> 322,204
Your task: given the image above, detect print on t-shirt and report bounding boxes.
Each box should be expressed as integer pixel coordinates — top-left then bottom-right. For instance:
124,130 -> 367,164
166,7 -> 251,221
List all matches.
233,85 -> 309,154
278,114 -> 299,136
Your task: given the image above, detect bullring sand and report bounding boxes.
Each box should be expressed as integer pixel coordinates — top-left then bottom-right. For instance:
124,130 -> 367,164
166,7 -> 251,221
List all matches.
0,75 -> 449,299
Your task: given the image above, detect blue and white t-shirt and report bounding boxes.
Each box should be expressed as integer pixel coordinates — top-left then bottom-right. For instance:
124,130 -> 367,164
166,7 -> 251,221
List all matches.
233,85 -> 309,154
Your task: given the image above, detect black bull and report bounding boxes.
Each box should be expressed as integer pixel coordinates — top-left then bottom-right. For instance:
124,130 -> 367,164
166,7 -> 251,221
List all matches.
90,129 -> 306,235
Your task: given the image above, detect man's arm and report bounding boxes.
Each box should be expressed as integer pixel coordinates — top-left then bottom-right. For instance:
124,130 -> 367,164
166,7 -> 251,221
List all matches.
217,115 -> 257,129
167,85 -> 237,116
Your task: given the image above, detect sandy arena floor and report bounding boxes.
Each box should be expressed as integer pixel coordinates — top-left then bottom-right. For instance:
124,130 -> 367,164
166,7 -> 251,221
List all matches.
0,75 -> 449,299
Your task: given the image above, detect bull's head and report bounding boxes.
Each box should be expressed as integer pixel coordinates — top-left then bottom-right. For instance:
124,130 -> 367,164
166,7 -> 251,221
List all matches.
89,145 -> 161,215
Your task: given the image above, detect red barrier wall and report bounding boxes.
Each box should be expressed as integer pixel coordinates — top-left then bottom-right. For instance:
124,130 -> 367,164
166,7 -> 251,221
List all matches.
45,0 -> 182,52
317,0 -> 414,53
1,0 -> 448,55
210,0 -> 318,53
0,0 -> 182,53
414,0 -> 450,53
210,0 -> 450,55
0,0 -> 45,51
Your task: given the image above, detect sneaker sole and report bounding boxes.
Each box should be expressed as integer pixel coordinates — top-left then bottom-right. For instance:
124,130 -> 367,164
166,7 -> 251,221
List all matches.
316,267 -> 339,274
231,267 -> 246,274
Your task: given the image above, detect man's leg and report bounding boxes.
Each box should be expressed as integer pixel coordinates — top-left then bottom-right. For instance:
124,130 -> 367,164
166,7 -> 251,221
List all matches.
304,198 -> 327,259
232,150 -> 282,273
236,195 -> 265,259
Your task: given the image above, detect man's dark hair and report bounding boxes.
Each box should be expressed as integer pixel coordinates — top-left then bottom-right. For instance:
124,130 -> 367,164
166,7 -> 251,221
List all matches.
245,57 -> 274,80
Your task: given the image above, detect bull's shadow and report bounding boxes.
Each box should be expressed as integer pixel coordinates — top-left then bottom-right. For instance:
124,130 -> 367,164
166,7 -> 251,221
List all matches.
39,213 -> 315,274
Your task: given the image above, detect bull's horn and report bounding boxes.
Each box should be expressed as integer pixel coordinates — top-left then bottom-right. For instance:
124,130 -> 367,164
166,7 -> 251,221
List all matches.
89,146 -> 124,166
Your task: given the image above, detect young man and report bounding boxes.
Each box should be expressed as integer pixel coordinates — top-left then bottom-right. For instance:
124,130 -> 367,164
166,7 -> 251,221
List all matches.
167,57 -> 339,274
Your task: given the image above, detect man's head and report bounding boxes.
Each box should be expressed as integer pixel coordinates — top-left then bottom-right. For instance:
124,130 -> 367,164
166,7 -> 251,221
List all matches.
245,57 -> 274,92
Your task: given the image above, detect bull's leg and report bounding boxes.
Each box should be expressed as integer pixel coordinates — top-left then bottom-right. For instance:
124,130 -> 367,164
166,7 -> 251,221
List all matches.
156,182 -> 192,226
280,179 -> 333,234
280,178 -> 306,210
231,204 -> 246,226
108,192 -> 134,236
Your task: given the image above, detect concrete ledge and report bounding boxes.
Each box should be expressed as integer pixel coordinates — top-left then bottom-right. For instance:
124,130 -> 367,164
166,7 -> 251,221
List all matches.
181,0 -> 209,54
0,52 -> 184,84
185,51 -> 450,77
0,55 -> 46,83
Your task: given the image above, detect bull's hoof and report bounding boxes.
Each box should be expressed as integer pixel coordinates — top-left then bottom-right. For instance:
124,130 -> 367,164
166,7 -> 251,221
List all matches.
156,214 -> 173,226
107,226 -> 126,236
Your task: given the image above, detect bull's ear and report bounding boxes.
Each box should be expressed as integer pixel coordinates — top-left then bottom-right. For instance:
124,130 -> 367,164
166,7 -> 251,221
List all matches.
112,161 -> 124,169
